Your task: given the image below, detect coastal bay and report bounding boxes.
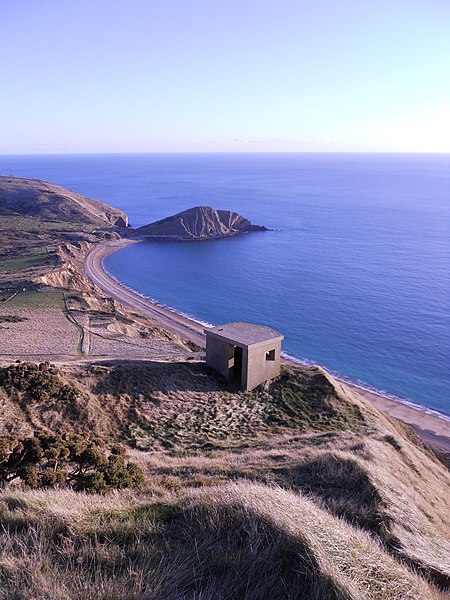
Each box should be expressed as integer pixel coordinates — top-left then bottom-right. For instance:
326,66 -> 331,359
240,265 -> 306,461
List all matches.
86,239 -> 450,452
3,153 -> 449,417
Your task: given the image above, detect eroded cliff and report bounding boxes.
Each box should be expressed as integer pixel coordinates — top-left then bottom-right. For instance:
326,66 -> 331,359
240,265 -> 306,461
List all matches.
134,205 -> 267,240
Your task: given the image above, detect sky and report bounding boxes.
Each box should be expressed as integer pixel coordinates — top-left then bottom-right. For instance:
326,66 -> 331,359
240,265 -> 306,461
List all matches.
0,0 -> 449,154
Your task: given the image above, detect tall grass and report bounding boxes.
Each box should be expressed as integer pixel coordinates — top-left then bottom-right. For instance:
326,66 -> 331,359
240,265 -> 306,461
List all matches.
0,482 -> 444,600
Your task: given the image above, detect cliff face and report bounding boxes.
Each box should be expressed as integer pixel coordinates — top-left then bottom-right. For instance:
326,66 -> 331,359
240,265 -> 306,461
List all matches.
134,206 -> 267,240
0,176 -> 128,227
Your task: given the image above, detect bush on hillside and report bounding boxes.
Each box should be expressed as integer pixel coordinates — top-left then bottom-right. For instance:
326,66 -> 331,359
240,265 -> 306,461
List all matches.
0,432 -> 145,493
0,361 -> 76,403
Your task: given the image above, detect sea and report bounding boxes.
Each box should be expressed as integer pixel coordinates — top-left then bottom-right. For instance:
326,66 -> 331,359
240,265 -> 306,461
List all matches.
1,153 -> 449,419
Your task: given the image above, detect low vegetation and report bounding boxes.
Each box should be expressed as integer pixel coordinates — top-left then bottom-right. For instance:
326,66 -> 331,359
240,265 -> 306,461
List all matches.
0,360 -> 449,598
0,433 -> 144,493
0,314 -> 27,323
0,483 -> 445,599
89,362 -> 368,450
0,247 -> 57,273
0,214 -> 98,265
4,288 -> 66,309
0,362 -> 97,438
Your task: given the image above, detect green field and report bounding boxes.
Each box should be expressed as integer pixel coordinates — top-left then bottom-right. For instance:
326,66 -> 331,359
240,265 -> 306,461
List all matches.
5,289 -> 65,309
0,248 -> 57,272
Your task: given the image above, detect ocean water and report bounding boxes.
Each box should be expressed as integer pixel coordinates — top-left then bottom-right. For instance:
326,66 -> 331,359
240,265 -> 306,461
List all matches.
1,153 -> 449,417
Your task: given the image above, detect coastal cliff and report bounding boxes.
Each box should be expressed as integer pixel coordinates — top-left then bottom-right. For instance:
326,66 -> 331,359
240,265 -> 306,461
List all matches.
0,176 -> 128,227
134,205 -> 267,240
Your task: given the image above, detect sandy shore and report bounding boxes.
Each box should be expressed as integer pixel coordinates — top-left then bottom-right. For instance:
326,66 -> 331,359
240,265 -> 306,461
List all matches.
84,240 -> 450,452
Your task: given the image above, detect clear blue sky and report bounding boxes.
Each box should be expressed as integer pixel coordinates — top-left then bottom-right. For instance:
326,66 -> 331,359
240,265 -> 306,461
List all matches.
1,0 -> 449,153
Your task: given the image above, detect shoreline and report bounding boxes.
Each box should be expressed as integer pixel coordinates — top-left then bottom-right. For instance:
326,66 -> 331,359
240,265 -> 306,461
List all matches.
84,239 -> 450,452
83,238 -> 207,348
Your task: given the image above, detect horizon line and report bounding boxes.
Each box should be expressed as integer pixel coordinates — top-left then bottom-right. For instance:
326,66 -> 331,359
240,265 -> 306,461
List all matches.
1,150 -> 450,157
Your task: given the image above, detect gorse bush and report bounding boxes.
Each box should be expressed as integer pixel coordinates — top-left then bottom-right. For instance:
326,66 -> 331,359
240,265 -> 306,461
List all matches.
0,361 -> 78,403
0,432 -> 145,493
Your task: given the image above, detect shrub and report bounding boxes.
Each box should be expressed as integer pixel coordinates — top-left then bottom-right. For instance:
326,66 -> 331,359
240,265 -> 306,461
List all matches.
0,431 -> 145,493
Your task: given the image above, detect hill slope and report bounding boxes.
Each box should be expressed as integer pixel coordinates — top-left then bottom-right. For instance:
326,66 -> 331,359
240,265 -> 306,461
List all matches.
0,361 -> 449,597
135,205 -> 267,240
0,482 -> 443,600
0,176 -> 128,227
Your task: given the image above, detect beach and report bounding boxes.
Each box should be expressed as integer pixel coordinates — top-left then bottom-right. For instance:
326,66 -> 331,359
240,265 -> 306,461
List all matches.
84,239 -> 206,348
85,240 -> 450,452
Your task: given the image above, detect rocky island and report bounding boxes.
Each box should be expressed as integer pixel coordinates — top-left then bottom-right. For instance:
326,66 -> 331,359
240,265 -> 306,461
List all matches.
134,205 -> 267,240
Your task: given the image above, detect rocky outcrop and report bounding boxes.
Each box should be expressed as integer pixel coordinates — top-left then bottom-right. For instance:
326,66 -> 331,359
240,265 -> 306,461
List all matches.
134,206 -> 267,240
0,176 -> 128,227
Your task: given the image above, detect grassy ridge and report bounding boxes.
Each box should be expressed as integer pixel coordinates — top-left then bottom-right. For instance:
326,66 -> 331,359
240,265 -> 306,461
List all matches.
0,483 -> 444,600
0,361 -> 449,598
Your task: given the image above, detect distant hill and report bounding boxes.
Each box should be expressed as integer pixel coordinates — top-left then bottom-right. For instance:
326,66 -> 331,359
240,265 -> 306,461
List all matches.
0,176 -> 128,227
134,205 -> 267,240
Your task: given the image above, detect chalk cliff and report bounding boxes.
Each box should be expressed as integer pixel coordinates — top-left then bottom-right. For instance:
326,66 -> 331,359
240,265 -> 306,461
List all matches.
134,205 -> 267,240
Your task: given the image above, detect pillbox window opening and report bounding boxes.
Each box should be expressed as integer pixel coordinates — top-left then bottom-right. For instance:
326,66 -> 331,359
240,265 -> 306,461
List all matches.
266,349 -> 275,361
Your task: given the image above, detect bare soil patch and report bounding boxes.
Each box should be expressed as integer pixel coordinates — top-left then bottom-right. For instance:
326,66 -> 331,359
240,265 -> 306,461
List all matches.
0,307 -> 79,359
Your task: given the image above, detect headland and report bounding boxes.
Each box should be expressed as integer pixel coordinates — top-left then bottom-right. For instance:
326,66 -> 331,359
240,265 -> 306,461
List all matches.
134,205 -> 267,240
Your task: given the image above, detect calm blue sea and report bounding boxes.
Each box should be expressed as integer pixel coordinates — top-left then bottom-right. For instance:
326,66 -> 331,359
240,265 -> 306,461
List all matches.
1,153 -> 449,417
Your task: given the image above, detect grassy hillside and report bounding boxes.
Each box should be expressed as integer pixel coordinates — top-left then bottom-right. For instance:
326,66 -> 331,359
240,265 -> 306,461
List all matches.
0,177 -> 127,295
1,361 -> 449,598
0,482 -> 445,600
0,176 -> 128,228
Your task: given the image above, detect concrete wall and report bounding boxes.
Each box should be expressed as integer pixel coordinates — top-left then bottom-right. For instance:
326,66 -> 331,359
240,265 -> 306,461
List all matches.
205,335 -> 235,381
206,333 -> 282,391
244,341 -> 282,391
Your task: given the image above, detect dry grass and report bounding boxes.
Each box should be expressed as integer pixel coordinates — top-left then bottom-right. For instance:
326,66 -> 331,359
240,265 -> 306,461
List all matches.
127,431 -> 450,591
1,361 -> 449,598
0,482 -> 445,600
0,307 -> 79,359
84,312 -> 190,359
80,363 -> 367,450
0,285 -> 193,362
